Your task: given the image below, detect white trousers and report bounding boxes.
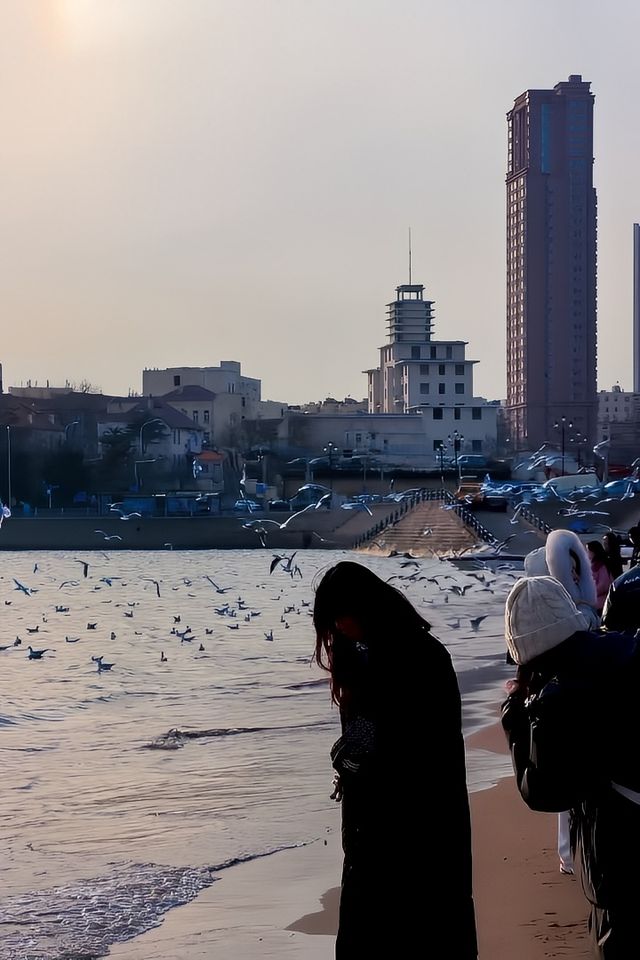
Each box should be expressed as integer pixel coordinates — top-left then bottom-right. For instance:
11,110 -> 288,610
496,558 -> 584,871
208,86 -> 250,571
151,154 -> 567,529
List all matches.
558,810 -> 573,870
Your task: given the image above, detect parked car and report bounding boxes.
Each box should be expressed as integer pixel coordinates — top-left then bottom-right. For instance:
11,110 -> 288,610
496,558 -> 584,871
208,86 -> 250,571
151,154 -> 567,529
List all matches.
267,499 -> 291,512
454,482 -> 508,512
233,499 -> 261,512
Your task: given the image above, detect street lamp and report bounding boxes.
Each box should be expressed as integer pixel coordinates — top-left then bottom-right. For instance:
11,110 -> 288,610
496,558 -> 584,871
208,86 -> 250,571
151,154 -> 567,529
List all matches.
64,420 -> 80,443
570,431 -> 586,469
447,431 -> 464,478
553,416 -> 573,476
323,442 -> 336,491
436,441 -> 448,485
361,452 -> 370,493
6,425 -> 11,508
139,418 -> 164,457
134,457 -> 159,491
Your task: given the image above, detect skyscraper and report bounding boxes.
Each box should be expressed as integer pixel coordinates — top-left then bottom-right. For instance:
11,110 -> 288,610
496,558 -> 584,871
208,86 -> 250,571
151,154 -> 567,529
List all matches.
633,223 -> 640,393
506,75 -> 598,452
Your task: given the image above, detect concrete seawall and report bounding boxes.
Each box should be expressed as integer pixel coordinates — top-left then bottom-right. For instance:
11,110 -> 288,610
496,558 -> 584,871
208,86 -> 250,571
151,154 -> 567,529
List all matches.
0,509 -> 379,552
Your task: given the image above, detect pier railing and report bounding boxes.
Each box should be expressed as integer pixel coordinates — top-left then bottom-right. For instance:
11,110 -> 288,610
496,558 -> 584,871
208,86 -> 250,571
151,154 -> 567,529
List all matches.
517,505 -> 552,535
352,488 -> 497,549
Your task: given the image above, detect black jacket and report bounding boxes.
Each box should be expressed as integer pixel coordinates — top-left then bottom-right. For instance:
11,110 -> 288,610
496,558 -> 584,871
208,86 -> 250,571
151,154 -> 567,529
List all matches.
331,628 -> 477,958
601,564 -> 640,632
502,630 -> 640,800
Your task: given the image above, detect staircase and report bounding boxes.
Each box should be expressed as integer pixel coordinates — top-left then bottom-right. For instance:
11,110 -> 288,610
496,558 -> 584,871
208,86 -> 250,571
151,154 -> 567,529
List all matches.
358,501 -> 478,557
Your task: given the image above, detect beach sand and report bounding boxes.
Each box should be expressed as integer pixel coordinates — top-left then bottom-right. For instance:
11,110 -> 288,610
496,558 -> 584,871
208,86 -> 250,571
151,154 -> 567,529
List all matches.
108,720 -> 592,959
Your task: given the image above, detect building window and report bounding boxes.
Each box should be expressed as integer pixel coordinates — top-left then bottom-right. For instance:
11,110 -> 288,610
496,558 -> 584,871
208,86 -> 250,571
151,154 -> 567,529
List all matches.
455,364 -> 465,376
192,411 -> 198,423
438,364 -> 446,375
355,433 -> 362,444
433,439 -> 443,451
472,439 -> 482,452
454,408 -> 461,420
430,346 -> 437,359
204,431 -> 210,444
420,364 -> 430,375
241,397 -> 246,408
438,383 -> 445,395
420,383 -> 429,395
446,346 -> 452,359
203,410 -> 210,424
472,407 -> 482,420
173,375 -> 181,387
411,346 -> 421,359
433,408 -> 443,420
455,383 -> 464,395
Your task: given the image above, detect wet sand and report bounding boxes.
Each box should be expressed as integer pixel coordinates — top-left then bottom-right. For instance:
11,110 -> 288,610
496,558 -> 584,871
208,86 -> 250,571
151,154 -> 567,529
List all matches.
109,720 -> 592,959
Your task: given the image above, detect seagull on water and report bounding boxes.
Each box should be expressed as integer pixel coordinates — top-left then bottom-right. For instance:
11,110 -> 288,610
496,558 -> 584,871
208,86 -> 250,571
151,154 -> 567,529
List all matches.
28,646 -> 49,660
92,655 -> 114,671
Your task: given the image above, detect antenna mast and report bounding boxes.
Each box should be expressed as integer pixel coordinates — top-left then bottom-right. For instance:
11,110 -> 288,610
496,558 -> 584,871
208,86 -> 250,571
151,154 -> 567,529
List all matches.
408,227 -> 412,285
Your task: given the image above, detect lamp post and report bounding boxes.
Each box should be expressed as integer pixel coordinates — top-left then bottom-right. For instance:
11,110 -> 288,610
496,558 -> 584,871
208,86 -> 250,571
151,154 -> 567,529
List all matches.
436,441 -> 448,485
361,452 -> 369,493
139,418 -> 164,457
323,442 -> 336,491
6,425 -> 11,508
134,457 -> 158,492
553,416 -> 573,476
570,431 -> 586,469
447,430 -> 464,478
64,420 -> 80,444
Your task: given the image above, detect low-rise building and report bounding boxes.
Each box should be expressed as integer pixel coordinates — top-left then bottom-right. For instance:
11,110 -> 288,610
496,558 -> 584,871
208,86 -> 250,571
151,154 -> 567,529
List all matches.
597,384 -> 640,465
98,399 -> 204,471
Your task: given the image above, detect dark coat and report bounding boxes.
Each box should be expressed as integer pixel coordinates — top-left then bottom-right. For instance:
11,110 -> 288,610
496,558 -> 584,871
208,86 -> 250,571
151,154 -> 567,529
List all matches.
503,628 -> 640,937
331,627 -> 477,958
525,631 -> 640,793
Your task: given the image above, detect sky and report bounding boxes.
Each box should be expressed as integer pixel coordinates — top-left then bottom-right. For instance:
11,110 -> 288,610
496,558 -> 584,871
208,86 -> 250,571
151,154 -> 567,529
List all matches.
2,0 -> 640,404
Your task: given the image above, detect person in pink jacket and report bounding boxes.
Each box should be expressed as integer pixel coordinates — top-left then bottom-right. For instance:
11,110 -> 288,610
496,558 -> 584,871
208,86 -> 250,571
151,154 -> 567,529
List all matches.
587,540 -> 615,613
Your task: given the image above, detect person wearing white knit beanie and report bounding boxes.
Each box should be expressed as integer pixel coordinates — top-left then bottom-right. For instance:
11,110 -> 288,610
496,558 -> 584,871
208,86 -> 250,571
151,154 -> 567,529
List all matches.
505,576 -> 588,665
503,575 -> 640,958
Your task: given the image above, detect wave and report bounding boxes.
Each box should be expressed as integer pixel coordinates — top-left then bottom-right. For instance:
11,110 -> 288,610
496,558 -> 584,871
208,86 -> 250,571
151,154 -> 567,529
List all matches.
0,843 -> 315,960
141,718 -> 334,750
140,725 -> 270,750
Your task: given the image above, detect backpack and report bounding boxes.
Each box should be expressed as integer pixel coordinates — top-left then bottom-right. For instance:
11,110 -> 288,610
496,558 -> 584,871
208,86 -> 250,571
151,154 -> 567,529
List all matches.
501,672 -> 608,813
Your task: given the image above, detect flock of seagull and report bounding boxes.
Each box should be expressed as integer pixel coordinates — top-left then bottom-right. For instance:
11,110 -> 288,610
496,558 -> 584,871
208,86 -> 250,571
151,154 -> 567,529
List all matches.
0,544 -> 524,683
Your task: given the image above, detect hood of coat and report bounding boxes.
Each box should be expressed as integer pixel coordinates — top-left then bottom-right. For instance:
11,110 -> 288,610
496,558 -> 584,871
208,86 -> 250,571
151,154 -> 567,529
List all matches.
544,529 -> 597,609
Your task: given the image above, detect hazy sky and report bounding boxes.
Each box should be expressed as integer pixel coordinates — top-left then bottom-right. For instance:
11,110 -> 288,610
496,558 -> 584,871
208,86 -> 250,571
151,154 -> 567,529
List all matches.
2,0 -> 640,403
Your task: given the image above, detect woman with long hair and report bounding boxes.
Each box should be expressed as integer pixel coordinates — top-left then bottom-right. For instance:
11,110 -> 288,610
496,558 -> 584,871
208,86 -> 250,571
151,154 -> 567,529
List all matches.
313,560 -> 477,958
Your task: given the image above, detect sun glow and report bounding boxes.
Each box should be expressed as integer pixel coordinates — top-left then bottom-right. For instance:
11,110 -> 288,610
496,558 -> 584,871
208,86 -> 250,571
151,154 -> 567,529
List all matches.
52,0 -> 148,48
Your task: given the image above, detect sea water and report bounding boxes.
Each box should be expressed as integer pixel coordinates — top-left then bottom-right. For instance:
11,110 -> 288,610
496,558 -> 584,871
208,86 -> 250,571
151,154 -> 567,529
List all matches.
0,549 -> 514,959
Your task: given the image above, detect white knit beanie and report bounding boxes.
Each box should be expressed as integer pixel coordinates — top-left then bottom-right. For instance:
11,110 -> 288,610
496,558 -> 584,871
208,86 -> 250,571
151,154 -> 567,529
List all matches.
505,576 -> 588,665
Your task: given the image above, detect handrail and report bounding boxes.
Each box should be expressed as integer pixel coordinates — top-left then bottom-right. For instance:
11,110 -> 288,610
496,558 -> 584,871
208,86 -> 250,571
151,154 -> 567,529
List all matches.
518,505 -> 552,535
352,486 -> 498,549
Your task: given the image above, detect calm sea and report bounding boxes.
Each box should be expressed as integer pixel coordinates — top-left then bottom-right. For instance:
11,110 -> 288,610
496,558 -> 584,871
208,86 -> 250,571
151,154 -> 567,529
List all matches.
0,549 -> 514,959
